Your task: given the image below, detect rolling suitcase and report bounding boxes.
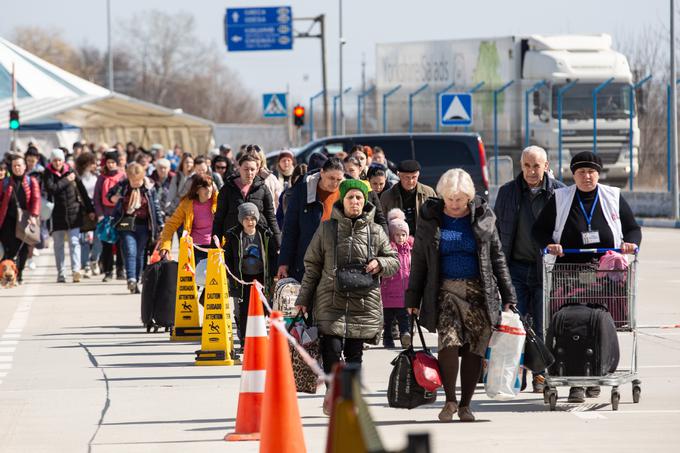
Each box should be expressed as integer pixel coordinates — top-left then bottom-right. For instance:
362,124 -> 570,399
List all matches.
547,304 -> 619,377
141,260 -> 178,332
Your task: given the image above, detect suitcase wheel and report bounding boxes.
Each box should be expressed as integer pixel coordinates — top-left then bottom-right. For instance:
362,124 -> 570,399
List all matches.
547,389 -> 558,411
611,387 -> 620,411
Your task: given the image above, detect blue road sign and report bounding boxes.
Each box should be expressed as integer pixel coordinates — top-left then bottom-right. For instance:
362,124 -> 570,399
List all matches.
262,93 -> 288,118
440,93 -> 473,126
225,6 -> 293,52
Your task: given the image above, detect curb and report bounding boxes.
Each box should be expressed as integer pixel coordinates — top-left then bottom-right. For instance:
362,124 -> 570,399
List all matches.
636,218 -> 680,229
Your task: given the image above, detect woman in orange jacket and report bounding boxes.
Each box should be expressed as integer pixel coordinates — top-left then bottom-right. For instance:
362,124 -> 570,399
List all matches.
158,174 -> 217,264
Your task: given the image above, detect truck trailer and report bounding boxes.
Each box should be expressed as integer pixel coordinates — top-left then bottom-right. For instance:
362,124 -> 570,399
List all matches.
375,34 -> 638,186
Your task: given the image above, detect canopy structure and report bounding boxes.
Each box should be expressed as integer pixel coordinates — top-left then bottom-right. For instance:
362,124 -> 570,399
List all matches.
0,37 -> 214,153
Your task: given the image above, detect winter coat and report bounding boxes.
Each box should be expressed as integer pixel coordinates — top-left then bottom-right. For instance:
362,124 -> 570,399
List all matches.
260,168 -> 283,211
405,197 -> 517,332
107,178 -> 164,243
159,193 -> 218,251
296,202 -> 399,342
380,237 -> 413,309
380,182 -> 436,228
93,169 -> 125,218
278,172 -> 388,282
494,173 -> 565,258
43,163 -> 94,232
212,174 -> 281,247
0,175 -> 41,229
224,224 -> 278,300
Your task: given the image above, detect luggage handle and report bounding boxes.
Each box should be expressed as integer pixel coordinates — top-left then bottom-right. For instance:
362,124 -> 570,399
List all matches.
409,314 -> 430,353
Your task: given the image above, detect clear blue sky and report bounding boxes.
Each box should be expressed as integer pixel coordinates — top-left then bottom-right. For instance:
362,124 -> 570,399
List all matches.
0,0 -> 672,106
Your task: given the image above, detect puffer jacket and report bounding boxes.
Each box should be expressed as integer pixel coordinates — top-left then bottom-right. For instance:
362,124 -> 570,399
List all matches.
224,224 -> 278,300
43,163 -> 94,232
405,196 -> 516,332
380,237 -> 413,309
296,202 -> 399,342
107,178 -> 164,243
0,175 -> 41,229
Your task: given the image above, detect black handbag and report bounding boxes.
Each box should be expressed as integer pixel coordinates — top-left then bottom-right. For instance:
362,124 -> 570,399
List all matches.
116,215 -> 137,232
514,308 -> 555,373
331,219 -> 379,292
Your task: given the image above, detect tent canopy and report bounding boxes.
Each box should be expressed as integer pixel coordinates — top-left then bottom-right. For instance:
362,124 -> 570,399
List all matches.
0,37 -> 214,151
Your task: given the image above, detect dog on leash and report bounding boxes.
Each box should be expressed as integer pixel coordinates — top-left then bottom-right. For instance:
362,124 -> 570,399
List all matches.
0,259 -> 18,288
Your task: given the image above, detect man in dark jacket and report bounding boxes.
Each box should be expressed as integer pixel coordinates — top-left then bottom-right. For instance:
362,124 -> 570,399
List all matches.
43,148 -> 95,283
380,159 -> 436,235
494,146 -> 564,393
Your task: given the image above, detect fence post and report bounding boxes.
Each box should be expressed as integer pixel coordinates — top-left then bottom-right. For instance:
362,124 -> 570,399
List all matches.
408,84 -> 429,133
493,80 -> 514,185
464,81 -> 485,132
382,84 -> 401,133
357,86 -> 375,134
525,80 -> 547,147
435,82 -> 456,132
628,75 -> 652,191
592,77 -> 615,154
309,90 -> 324,140
332,87 -> 352,136
557,79 -> 580,181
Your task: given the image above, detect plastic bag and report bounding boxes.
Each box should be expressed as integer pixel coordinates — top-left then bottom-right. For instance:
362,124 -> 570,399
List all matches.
484,311 -> 526,400
194,258 -> 208,287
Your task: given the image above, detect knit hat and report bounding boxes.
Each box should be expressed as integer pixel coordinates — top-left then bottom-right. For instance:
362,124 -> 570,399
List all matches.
570,151 -> 603,173
339,179 -> 369,201
389,218 -> 409,238
397,159 -> 421,173
238,202 -> 260,223
104,150 -> 119,162
387,208 -> 406,223
278,149 -> 295,161
50,148 -> 65,161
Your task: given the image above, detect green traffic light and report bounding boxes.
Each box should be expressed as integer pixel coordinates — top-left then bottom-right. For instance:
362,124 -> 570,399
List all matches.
9,119 -> 19,130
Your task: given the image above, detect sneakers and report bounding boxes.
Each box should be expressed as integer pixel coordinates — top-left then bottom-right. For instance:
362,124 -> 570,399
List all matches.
90,261 -> 99,276
532,374 -> 546,393
102,273 -> 112,283
586,386 -> 601,398
400,332 -> 412,349
457,406 -> 476,422
27,259 -> 36,270
127,280 -> 139,294
322,388 -> 333,416
82,268 -> 91,279
568,387 -> 586,403
116,269 -> 126,280
57,275 -> 66,283
72,271 -> 82,283
438,401 -> 458,422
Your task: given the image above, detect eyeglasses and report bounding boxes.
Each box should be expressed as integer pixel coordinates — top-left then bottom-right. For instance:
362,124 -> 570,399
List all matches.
215,165 -> 227,170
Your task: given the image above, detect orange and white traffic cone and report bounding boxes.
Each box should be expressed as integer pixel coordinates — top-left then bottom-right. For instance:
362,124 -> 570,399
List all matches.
225,285 -> 268,441
259,311 -> 306,453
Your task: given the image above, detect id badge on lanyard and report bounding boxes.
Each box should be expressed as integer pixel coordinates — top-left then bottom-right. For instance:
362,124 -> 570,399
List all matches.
577,189 -> 600,245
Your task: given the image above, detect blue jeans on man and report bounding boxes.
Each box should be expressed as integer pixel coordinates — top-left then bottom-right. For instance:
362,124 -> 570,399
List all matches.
119,223 -> 149,283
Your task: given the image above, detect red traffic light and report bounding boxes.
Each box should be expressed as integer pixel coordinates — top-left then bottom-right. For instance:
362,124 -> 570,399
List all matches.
293,105 -> 305,118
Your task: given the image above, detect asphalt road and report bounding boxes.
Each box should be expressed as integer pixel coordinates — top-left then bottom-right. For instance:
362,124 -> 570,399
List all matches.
0,227 -> 678,452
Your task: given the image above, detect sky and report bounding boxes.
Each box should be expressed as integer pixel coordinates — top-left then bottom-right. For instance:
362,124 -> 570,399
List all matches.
0,0 -> 673,108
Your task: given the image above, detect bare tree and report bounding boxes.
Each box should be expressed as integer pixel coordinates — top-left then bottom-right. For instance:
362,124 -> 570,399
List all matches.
12,26 -> 80,74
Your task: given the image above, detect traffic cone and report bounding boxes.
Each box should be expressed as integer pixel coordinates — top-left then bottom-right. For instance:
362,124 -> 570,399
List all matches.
259,311 -> 306,453
225,285 -> 268,441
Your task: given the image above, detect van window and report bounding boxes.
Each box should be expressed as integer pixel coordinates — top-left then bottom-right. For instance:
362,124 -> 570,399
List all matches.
413,138 -> 476,166
301,141 -> 346,163
353,138 -> 413,163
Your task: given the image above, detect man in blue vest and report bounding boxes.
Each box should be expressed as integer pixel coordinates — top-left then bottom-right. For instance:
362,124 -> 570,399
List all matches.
494,146 -> 565,393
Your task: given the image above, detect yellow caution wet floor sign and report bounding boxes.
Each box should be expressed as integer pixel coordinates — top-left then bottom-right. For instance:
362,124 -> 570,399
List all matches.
195,248 -> 236,365
171,234 -> 202,341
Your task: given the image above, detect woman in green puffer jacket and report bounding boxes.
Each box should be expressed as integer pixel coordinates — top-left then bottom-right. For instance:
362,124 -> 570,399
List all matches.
295,179 -> 399,381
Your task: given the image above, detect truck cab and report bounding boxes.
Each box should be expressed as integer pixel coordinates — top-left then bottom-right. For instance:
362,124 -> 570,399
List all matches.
523,34 -> 637,186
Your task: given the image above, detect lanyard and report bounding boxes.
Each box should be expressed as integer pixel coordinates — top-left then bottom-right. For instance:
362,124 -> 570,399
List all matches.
576,188 -> 599,231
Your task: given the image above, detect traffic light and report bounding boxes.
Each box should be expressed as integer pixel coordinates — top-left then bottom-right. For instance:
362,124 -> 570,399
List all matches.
9,109 -> 20,130
293,105 -> 305,128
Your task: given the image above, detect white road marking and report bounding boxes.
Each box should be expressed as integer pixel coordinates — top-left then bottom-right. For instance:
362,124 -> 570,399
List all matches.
0,363 -> 12,369
0,372 -> 6,377
573,412 -> 606,419
640,365 -> 680,368
1,334 -> 20,339
4,328 -> 22,333
0,341 -> 18,346
0,356 -> 13,362
0,348 -> 16,354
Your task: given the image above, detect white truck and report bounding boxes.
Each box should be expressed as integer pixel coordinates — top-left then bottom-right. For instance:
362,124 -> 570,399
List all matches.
375,34 -> 638,186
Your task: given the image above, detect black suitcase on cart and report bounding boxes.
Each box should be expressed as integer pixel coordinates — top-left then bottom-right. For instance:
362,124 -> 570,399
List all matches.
547,304 -> 620,377
141,260 -> 177,332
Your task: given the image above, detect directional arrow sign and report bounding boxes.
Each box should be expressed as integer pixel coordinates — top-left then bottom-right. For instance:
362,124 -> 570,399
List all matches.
225,6 -> 293,52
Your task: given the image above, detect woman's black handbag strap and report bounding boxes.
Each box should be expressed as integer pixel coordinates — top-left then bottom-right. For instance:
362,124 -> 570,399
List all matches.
410,314 -> 430,353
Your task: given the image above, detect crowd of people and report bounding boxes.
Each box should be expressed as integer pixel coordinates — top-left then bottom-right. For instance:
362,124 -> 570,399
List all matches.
0,139 -> 641,422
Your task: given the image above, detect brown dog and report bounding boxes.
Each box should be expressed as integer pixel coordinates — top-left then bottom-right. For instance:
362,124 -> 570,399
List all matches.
0,259 -> 18,288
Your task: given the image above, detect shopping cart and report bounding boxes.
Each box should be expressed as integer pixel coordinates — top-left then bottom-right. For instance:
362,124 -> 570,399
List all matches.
541,247 -> 640,411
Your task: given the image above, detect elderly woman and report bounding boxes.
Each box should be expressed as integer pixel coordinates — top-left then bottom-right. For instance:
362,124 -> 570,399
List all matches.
406,168 -> 516,423
295,179 -> 399,414
532,151 -> 641,403
108,163 -> 163,294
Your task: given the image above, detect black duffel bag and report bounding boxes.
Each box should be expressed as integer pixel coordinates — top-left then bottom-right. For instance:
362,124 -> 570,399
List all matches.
387,347 -> 437,409
521,317 -> 555,373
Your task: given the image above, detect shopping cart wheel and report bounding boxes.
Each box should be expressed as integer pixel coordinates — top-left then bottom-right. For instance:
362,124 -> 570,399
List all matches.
632,384 -> 641,403
611,388 -> 620,411
549,391 -> 558,411
543,386 -> 551,404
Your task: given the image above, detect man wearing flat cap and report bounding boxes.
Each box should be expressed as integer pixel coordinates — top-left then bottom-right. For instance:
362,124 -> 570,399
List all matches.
532,150 -> 641,403
379,159 -> 436,235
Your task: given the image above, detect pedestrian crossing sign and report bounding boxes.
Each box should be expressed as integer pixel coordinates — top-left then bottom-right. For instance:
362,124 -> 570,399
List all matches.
262,93 -> 288,118
440,93 -> 473,126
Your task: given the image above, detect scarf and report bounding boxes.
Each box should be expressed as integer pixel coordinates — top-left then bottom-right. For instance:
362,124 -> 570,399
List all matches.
126,187 -> 142,214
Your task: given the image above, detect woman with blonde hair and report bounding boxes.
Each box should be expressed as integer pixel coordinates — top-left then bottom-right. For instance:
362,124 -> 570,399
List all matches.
406,168 -> 516,422
108,163 -> 163,293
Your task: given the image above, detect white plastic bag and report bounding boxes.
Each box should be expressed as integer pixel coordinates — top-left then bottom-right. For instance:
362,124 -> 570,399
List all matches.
194,259 -> 208,287
484,311 -> 526,400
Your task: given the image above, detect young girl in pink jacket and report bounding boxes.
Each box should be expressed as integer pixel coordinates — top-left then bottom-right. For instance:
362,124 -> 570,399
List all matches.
380,210 -> 413,348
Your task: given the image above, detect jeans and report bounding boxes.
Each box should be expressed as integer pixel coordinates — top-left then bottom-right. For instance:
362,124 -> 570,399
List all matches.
53,228 -> 81,277
383,308 -> 410,345
508,259 -> 544,338
320,335 -> 364,375
80,233 -> 102,269
119,223 -> 149,282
